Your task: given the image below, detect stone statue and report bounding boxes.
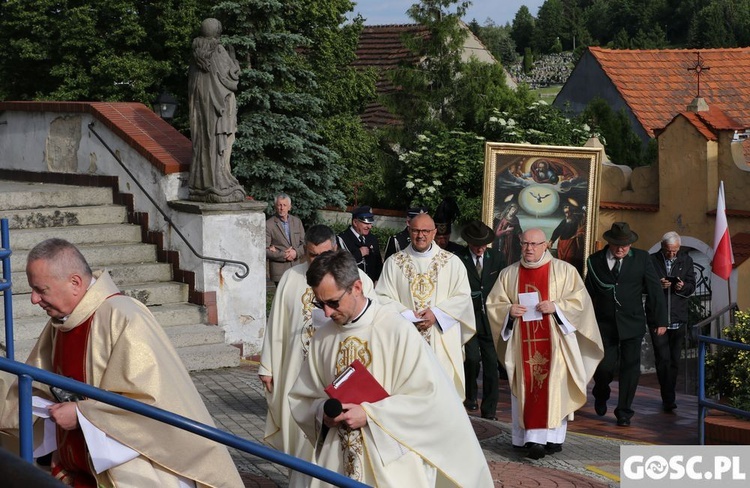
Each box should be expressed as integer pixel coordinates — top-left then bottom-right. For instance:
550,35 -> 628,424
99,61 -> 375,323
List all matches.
187,18 -> 247,203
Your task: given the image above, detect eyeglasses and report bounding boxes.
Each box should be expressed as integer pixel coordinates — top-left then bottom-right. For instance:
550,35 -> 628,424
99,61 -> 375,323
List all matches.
312,288 -> 351,310
520,241 -> 546,248
410,228 -> 435,235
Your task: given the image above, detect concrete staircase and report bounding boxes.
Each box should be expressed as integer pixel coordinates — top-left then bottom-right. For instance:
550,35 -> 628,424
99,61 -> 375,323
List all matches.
0,180 -> 240,371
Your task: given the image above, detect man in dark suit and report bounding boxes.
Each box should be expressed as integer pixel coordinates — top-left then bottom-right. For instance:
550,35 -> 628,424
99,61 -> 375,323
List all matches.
585,222 -> 667,427
383,206 -> 429,260
650,231 -> 696,412
458,220 -> 505,419
338,205 -> 383,282
266,193 -> 305,285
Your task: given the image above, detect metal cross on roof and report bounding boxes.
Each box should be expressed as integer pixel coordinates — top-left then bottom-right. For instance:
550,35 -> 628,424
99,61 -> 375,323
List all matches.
687,52 -> 711,98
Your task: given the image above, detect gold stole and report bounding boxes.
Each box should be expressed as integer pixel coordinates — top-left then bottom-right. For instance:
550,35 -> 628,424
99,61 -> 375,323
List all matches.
334,336 -> 373,481
299,286 -> 316,359
518,264 -> 552,429
393,250 -> 451,342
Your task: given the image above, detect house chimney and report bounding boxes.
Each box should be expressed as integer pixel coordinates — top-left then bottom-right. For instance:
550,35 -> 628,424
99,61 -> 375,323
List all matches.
687,97 -> 709,112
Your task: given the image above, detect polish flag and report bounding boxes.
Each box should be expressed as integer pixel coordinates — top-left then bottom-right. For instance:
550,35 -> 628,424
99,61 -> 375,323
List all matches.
711,181 -> 734,280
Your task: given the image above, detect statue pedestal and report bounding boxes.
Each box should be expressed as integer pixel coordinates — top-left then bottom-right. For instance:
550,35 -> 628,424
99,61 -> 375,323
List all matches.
168,199 -> 268,355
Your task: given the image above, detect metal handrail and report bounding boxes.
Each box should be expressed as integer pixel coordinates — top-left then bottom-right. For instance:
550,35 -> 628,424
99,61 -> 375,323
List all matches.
87,122 -> 249,279
0,219 -> 14,360
698,334 -> 750,444
0,358 -> 368,487
690,301 -> 737,331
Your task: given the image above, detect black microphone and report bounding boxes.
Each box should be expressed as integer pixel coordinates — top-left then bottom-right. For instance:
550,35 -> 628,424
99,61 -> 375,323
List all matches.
324,398 -> 343,418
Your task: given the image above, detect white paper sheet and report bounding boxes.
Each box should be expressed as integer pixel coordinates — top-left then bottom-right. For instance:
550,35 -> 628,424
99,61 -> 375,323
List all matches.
519,292 -> 542,322
31,396 -> 57,458
76,408 -> 139,474
400,310 -> 421,323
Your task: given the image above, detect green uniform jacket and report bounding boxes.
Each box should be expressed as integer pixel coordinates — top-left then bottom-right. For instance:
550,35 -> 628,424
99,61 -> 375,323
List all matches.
585,246 -> 668,346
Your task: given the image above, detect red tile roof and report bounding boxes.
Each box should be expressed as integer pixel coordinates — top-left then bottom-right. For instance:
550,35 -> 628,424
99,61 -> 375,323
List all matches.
588,47 -> 750,137
730,232 -> 750,267
0,101 -> 190,174
354,24 -> 428,128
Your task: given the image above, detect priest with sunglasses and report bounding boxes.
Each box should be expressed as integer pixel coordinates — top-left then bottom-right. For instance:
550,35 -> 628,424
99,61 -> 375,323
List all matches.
289,250 -> 492,487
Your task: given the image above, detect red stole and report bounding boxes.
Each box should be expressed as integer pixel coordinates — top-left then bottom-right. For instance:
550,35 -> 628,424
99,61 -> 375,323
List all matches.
518,263 -> 552,430
52,315 -> 97,487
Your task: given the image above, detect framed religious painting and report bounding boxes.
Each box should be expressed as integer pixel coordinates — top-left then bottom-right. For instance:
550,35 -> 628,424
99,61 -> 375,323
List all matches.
482,142 -> 604,275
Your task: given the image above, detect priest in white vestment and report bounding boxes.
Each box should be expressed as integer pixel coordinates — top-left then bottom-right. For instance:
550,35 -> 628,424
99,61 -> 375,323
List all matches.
0,238 -> 242,487
375,214 -> 475,399
486,229 -> 603,460
259,225 -> 373,460
289,250 -> 493,487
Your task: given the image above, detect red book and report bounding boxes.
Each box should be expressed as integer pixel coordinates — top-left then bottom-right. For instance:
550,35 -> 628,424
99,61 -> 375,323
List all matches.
324,359 -> 390,404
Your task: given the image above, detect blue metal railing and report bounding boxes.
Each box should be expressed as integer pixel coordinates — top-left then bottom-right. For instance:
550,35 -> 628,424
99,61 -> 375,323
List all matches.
0,358 -> 368,487
697,334 -> 750,444
0,216 -> 365,487
0,218 -> 14,360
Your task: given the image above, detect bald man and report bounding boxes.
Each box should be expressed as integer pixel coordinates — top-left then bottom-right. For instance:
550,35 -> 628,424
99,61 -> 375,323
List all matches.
375,213 -> 475,399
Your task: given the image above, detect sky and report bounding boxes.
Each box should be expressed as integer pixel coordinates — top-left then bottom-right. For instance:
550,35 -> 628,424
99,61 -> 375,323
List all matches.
351,1 -> 546,27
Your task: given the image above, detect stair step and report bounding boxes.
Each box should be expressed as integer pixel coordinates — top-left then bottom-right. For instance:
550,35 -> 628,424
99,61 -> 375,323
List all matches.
0,179 -> 241,372
8,281 -> 189,319
4,335 -> 240,372
9,243 -> 158,270
0,205 -> 127,230
0,182 -> 113,210
11,262 -> 173,294
2,303 -> 206,343
9,224 -> 142,250
164,324 -> 227,348
177,343 -> 241,371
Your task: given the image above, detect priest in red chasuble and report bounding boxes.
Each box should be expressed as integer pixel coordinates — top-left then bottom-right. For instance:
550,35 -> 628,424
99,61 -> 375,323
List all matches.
486,228 -> 603,460
0,238 -> 242,488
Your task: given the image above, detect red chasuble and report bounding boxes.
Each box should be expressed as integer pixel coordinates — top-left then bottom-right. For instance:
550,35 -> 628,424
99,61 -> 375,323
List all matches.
52,314 -> 97,487
517,264 -> 552,430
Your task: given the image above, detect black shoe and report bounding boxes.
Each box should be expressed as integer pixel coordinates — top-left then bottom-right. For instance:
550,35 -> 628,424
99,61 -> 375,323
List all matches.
617,418 -> 631,427
545,442 -> 563,454
663,402 -> 677,412
594,400 -> 607,416
481,415 -> 498,421
527,443 -> 546,460
464,400 -> 478,411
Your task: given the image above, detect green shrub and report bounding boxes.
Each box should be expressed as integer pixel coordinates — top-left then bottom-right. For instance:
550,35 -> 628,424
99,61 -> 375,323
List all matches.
706,310 -> 750,414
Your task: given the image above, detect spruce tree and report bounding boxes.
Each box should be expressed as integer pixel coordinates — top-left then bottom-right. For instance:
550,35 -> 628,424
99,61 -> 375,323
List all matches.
213,0 -> 345,222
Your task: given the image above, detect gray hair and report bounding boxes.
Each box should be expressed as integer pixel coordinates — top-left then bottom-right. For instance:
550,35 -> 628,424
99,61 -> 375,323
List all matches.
274,193 -> 291,204
306,250 -> 360,290
661,231 -> 681,247
27,238 -> 92,280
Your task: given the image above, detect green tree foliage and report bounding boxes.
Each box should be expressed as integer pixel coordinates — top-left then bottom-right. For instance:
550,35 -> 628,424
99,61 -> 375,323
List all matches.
401,130 -> 485,222
283,0 -> 379,207
580,98 -> 653,166
533,0 -> 566,53
511,5 -> 536,55
214,0 -> 345,223
688,0 -> 750,48
484,99 -> 591,147
386,0 -> 470,135
0,0 -> 200,103
451,58 -> 516,134
468,19 -> 518,66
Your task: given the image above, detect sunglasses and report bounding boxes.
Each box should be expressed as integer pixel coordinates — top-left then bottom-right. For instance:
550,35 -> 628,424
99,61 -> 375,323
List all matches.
312,287 -> 351,310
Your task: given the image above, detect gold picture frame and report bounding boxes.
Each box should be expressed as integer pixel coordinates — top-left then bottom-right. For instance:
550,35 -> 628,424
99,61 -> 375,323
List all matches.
482,142 -> 604,275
